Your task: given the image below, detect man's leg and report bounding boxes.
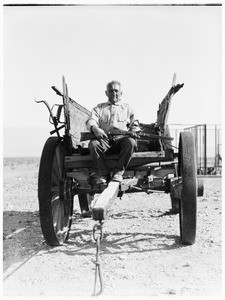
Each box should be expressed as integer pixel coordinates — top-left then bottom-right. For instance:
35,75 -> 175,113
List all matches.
111,137 -> 137,181
88,139 -> 110,180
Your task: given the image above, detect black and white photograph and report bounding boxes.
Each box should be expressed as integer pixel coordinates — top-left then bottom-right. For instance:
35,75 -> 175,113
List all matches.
2,0 -> 223,297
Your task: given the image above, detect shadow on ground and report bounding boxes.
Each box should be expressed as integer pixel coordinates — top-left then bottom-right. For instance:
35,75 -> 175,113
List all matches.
3,209 -> 183,274
3,210 -> 44,272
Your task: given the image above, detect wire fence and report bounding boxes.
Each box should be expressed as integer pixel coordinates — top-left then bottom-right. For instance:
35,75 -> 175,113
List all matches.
168,124 -> 222,175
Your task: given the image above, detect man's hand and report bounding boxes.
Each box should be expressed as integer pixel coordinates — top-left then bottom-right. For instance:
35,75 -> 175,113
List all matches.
129,124 -> 141,139
128,130 -> 140,139
91,126 -> 108,139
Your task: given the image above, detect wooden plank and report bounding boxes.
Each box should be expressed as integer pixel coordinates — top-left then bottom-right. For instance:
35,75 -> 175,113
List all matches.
67,98 -> 90,148
156,73 -> 176,134
92,181 -> 120,220
61,76 -> 91,149
66,151 -> 165,162
164,73 -> 176,129
65,151 -> 169,169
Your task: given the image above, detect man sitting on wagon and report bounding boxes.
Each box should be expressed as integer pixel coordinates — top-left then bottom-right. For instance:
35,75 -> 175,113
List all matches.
86,80 -> 140,184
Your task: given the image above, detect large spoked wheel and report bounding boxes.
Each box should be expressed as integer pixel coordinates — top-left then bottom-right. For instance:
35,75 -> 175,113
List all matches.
178,132 -> 197,245
38,137 -> 74,246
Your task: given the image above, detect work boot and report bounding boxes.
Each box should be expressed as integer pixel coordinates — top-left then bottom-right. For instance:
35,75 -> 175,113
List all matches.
81,210 -> 92,218
111,170 -> 124,182
96,174 -> 111,185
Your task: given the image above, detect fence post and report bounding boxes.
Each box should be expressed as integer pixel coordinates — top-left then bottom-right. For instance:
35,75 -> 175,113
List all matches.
203,124 -> 207,175
215,124 -> 217,169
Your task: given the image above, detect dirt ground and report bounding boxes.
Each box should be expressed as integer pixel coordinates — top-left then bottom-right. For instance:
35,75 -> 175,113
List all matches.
2,158 -> 223,297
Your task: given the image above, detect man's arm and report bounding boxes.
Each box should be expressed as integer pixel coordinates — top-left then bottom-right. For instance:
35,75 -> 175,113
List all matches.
86,105 -> 108,139
86,106 -> 99,131
127,106 -> 141,133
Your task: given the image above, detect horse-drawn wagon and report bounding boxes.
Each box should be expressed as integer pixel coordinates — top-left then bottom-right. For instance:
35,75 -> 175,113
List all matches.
36,75 -> 203,251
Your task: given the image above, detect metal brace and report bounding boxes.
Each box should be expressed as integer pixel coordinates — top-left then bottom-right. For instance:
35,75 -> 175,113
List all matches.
92,221 -> 104,296
130,184 -> 165,194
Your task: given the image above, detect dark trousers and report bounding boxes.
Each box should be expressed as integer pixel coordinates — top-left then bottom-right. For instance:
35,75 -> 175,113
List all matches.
88,136 -> 137,176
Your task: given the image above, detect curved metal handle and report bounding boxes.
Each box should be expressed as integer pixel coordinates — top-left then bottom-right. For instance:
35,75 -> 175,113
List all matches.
35,99 -> 54,121
35,99 -> 61,138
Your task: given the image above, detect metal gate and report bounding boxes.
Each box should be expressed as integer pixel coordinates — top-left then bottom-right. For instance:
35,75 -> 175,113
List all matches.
169,124 -> 222,175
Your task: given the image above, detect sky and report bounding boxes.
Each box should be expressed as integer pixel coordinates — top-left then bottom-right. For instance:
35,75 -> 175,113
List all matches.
2,1 -> 222,156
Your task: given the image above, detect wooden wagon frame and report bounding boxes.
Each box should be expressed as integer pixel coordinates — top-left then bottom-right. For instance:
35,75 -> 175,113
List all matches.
36,75 -> 203,249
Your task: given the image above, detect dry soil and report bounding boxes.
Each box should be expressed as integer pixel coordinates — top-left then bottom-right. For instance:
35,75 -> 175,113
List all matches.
2,158 -> 223,297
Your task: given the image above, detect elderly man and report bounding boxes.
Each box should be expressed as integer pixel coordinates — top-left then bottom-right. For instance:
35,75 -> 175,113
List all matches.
86,80 -> 140,183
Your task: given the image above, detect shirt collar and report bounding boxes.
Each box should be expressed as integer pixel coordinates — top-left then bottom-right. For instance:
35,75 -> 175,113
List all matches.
107,100 -> 121,106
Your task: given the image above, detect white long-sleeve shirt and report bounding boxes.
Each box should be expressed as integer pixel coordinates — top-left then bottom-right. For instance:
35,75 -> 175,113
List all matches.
86,101 -> 139,133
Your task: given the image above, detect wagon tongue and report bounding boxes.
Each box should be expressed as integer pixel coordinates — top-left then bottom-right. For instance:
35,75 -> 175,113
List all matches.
92,181 -> 120,221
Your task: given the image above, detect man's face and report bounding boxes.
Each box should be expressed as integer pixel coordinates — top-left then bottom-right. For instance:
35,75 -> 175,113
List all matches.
105,83 -> 122,104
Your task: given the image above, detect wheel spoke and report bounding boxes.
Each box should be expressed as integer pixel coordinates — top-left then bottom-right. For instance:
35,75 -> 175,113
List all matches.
52,200 -> 69,234
51,193 -> 60,203
52,156 -> 61,185
51,167 -> 60,186
56,204 -> 63,235
51,186 -> 60,193
55,146 -> 63,180
52,201 -> 62,231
